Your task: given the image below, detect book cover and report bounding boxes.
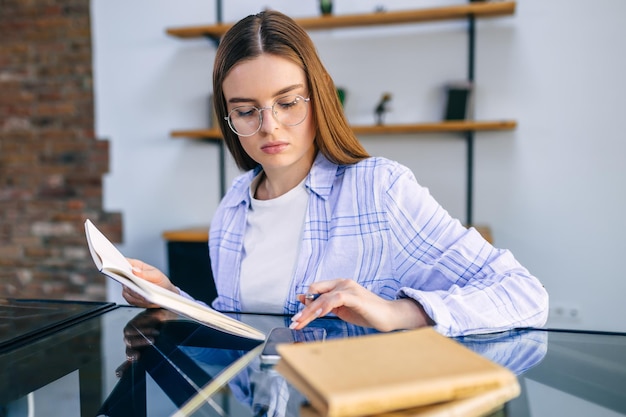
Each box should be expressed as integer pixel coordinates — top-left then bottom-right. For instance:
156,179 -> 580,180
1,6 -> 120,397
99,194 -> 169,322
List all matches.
275,327 -> 519,417
299,381 -> 519,417
84,219 -> 265,341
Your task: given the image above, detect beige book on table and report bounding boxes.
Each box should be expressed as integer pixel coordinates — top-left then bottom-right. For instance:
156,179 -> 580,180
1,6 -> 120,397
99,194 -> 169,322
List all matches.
84,219 -> 265,341
299,380 -> 519,417
275,327 -> 519,417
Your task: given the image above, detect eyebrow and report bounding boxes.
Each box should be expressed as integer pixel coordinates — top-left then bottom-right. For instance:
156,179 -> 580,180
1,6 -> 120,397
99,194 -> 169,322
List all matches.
227,83 -> 305,104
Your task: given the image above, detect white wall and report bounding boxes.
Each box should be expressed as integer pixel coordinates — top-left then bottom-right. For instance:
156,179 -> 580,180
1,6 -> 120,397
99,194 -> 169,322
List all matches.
91,0 -> 626,332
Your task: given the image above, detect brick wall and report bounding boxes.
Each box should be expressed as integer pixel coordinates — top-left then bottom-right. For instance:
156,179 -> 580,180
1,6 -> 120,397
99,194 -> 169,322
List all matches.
0,0 -> 122,301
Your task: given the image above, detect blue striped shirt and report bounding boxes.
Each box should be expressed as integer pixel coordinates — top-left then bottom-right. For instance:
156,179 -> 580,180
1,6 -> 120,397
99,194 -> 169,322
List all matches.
209,153 -> 548,336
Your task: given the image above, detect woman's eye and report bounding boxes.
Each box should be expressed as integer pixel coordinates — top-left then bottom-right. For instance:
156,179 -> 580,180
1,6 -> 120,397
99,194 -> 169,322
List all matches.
277,99 -> 297,110
235,108 -> 256,118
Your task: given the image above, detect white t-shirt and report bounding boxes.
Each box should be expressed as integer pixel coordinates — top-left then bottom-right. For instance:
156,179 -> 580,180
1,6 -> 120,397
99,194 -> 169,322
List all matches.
239,175 -> 309,313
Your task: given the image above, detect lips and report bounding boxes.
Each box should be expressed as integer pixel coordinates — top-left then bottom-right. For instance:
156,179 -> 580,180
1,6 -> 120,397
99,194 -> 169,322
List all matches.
261,142 -> 289,154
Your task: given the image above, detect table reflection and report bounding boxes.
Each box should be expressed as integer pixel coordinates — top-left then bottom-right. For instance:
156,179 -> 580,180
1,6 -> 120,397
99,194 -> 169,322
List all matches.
106,309 -> 549,417
4,303 -> 623,417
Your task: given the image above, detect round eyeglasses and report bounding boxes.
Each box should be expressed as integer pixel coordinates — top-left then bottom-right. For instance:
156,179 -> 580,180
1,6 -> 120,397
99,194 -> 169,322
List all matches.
224,95 -> 311,137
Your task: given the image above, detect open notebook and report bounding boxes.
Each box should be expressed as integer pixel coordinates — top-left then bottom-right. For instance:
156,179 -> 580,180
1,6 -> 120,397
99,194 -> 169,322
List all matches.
84,219 -> 265,341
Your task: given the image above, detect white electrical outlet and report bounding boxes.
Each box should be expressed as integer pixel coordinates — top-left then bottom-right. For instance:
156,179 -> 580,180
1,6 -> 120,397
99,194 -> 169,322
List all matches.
549,304 -> 582,323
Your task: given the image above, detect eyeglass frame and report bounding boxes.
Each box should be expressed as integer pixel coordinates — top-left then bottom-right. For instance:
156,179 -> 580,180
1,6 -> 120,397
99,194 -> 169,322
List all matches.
223,95 -> 311,137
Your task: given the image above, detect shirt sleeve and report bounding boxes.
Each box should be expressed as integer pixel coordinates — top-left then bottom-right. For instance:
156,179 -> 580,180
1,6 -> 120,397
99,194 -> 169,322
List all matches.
383,164 -> 549,337
176,287 -> 210,308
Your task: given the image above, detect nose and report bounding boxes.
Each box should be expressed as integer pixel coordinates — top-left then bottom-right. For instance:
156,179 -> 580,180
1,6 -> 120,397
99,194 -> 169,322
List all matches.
258,106 -> 279,134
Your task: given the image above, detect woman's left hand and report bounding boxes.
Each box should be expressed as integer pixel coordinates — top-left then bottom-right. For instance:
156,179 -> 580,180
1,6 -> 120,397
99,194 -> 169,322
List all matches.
289,279 -> 434,332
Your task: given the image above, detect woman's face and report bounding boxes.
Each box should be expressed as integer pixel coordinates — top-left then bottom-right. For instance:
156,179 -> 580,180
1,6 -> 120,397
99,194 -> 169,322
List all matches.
222,54 -> 317,176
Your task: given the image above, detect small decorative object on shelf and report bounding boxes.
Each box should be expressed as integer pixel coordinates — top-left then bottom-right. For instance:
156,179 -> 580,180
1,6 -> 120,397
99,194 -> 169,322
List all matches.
443,81 -> 473,121
319,0 -> 333,16
374,92 -> 392,125
336,87 -> 346,107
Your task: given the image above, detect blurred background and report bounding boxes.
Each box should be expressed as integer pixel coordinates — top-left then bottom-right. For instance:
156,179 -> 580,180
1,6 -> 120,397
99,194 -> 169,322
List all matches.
1,0 -> 624,333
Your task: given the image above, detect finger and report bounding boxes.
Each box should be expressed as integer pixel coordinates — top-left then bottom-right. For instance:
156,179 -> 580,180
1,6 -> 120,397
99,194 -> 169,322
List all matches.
291,286 -> 345,329
127,258 -> 146,269
122,286 -> 144,305
127,258 -> 146,276
295,279 -> 343,309
126,287 -> 151,306
123,286 -> 140,300
305,279 -> 343,296
289,306 -> 324,330
124,334 -> 154,349
123,285 -> 159,308
115,360 -> 132,378
127,259 -> 160,282
125,347 -> 141,362
127,325 -> 161,340
297,293 -> 321,306
124,320 -> 161,339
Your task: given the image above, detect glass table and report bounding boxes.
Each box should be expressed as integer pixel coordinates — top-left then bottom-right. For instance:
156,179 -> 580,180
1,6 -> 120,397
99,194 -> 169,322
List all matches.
0,299 -> 624,417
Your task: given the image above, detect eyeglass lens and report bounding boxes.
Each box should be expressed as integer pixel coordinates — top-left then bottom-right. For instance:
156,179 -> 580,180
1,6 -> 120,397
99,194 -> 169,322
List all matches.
227,95 -> 309,136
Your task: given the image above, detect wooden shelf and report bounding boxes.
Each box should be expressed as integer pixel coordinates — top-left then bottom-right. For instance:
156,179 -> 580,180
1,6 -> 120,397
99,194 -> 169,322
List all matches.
166,2 -> 516,39
473,225 -> 493,244
171,128 -> 223,140
162,224 -> 492,243
162,226 -> 208,242
170,120 -> 517,140
351,120 -> 517,135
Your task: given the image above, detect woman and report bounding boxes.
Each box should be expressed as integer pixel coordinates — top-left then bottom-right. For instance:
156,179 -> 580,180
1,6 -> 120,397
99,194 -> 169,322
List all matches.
124,10 -> 548,337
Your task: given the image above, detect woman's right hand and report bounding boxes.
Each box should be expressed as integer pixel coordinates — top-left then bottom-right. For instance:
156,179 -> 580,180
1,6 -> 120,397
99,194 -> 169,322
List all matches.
121,258 -> 179,308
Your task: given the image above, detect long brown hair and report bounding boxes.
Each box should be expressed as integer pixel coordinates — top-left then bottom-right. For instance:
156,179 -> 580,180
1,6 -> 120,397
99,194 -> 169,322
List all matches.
213,10 -> 369,171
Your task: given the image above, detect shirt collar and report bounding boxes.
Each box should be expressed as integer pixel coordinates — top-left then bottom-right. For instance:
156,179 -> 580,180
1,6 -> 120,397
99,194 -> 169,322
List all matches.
220,151 -> 339,208
306,152 -> 338,201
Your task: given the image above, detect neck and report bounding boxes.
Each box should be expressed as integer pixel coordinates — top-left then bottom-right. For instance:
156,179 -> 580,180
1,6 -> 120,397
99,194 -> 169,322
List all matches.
255,167 -> 308,200
255,148 -> 317,200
